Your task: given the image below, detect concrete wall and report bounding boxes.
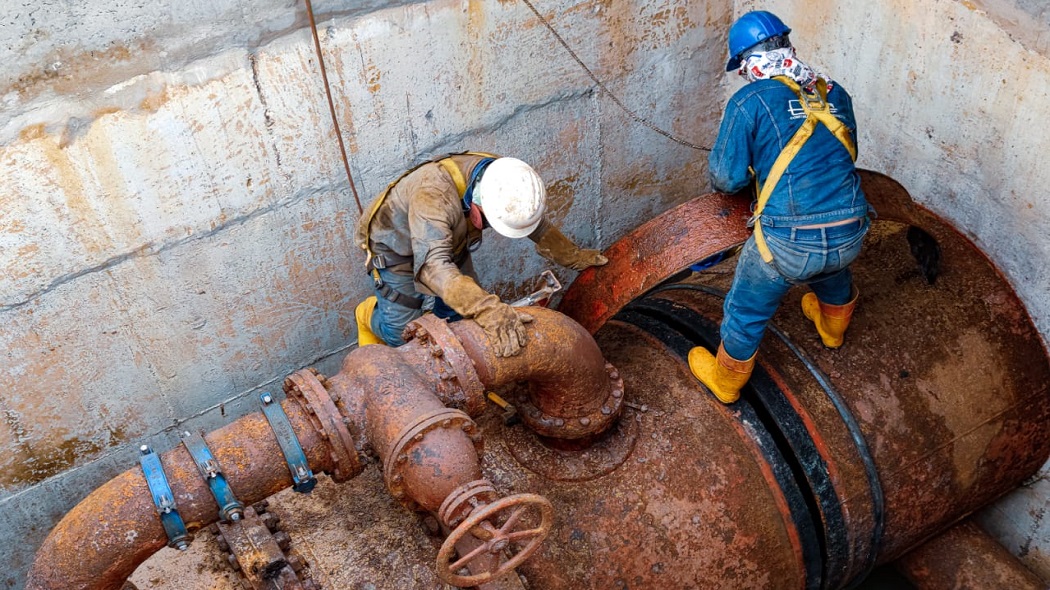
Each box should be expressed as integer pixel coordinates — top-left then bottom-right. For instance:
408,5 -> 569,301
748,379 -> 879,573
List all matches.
0,0 -> 728,587
735,0 -> 1050,580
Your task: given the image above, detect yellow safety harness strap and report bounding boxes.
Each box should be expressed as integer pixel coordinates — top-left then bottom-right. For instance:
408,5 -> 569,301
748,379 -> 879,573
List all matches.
752,77 -> 857,263
361,151 -> 498,280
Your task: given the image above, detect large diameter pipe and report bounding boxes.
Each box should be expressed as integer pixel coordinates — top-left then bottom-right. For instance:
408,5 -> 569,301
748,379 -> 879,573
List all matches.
25,399 -> 337,590
514,171 -> 1050,588
894,521 -> 1046,589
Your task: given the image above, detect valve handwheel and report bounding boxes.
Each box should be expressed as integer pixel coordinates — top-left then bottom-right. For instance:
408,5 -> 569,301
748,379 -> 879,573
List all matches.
436,493 -> 554,587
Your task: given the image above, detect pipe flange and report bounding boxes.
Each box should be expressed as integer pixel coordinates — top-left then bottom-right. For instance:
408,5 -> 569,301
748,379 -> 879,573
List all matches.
403,315 -> 487,417
383,408 -> 483,511
517,361 -> 626,440
284,368 -> 363,482
437,479 -> 498,529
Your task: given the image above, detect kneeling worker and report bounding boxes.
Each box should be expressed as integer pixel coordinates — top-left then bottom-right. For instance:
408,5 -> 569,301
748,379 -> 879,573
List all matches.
354,153 -> 607,356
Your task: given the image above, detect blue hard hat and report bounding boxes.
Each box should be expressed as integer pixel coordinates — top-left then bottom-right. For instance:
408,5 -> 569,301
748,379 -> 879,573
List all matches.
726,11 -> 791,71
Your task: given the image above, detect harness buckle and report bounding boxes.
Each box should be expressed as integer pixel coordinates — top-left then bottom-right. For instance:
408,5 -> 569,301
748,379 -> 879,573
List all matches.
800,89 -> 827,112
371,254 -> 387,270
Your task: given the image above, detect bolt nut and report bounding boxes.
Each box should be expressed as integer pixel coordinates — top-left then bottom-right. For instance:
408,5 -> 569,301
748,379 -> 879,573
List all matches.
612,388 -> 623,398
579,417 -> 591,426
601,406 -> 612,415
274,531 -> 292,551
287,553 -> 305,573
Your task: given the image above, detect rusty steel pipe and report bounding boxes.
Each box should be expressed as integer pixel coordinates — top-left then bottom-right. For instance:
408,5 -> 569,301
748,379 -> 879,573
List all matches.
25,398 -> 340,590
447,306 -> 624,440
28,302 -> 616,590
486,170 -> 1050,589
894,521 -> 1045,589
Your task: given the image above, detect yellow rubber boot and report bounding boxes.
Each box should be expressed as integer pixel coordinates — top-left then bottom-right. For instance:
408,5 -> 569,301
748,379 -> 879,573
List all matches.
688,343 -> 756,404
801,287 -> 859,348
355,296 -> 385,346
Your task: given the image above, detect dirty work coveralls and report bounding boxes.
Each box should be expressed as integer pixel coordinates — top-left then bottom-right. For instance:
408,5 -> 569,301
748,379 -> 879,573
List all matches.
708,78 -> 873,360
354,154 -> 485,345
354,154 -> 558,346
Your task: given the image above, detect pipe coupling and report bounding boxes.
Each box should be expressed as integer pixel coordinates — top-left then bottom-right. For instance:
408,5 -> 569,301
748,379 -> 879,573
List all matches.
283,368 -> 362,482
403,316 -> 487,416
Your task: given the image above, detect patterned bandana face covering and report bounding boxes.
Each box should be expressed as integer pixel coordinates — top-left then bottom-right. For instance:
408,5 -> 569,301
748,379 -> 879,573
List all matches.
738,47 -> 831,92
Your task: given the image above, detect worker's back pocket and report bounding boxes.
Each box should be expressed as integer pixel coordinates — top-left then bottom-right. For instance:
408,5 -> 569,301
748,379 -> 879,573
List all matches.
763,218 -> 869,282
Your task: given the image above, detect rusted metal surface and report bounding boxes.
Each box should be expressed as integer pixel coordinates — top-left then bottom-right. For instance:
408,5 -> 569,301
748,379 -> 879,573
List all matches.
34,304 -> 614,589
212,503 -> 319,590
283,368 -> 361,483
477,319 -> 816,588
437,494 -> 554,587
448,306 -> 623,440
557,189 -> 752,334
625,289 -> 880,588
34,168 -> 1050,590
894,521 -> 1045,589
559,170 -> 935,334
26,397 -> 338,590
534,169 -> 1050,588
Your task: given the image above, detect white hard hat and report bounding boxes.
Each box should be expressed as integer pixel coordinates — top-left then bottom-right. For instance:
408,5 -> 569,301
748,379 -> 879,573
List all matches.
474,157 -> 546,238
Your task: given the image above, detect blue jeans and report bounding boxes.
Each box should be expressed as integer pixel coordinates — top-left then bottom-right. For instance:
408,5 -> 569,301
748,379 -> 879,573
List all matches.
719,218 -> 869,360
371,268 -> 461,346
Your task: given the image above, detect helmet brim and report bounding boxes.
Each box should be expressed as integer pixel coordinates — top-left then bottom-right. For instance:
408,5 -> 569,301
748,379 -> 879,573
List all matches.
726,55 -> 742,72
486,214 -> 540,239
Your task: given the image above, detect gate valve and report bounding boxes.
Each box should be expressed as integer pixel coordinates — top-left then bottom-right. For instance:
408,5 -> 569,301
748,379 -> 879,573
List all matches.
436,493 -> 554,587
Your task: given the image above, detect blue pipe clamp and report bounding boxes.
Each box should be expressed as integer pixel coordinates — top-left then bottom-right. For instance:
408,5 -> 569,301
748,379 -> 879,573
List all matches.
139,445 -> 191,550
182,431 -> 245,522
259,392 -> 317,493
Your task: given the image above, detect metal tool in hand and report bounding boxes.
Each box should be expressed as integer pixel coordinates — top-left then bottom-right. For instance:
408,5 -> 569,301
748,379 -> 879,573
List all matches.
510,270 -> 561,308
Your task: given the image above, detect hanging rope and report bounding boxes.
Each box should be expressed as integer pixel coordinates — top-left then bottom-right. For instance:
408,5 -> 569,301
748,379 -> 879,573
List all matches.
519,0 -> 711,152
304,0 -> 364,214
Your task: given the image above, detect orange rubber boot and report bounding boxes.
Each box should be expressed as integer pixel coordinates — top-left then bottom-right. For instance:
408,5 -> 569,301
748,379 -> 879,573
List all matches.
688,343 -> 756,404
801,287 -> 859,348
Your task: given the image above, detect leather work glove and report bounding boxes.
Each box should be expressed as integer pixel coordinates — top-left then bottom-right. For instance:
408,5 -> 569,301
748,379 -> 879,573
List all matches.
532,224 -> 609,271
441,274 -> 534,357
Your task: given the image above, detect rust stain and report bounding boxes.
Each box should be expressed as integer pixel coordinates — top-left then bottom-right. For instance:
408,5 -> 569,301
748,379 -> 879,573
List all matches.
19,123 -> 48,142
0,424 -> 128,488
139,86 -> 171,113
4,41 -> 145,101
363,59 -> 382,95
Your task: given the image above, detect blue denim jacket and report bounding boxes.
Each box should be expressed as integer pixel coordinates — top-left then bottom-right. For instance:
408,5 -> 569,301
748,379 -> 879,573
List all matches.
709,79 -> 870,227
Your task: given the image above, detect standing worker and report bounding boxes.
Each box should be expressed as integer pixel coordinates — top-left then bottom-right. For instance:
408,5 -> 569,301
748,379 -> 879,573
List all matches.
354,152 -> 607,356
690,11 -> 872,403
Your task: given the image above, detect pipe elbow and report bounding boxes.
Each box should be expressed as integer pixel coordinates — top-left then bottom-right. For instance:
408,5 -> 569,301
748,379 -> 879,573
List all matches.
449,306 -> 624,440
